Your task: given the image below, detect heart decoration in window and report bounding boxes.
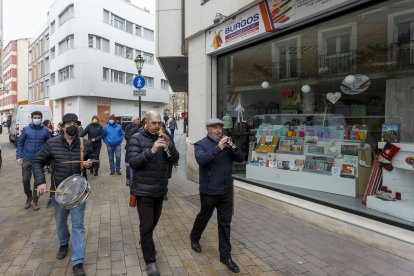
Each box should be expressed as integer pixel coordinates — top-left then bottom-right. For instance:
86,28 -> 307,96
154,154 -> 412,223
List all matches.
326,92 -> 341,104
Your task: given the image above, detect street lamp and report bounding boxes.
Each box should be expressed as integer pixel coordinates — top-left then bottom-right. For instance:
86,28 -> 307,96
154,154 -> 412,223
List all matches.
171,94 -> 176,119
134,54 -> 145,117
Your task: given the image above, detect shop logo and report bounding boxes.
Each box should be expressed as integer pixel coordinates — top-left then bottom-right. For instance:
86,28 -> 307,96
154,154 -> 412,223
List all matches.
212,31 -> 223,49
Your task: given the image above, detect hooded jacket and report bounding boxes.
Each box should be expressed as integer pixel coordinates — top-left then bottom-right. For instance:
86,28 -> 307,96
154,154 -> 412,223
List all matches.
103,123 -> 124,146
128,127 -> 179,197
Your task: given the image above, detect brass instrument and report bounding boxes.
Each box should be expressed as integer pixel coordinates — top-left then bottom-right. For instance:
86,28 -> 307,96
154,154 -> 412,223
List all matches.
220,136 -> 238,151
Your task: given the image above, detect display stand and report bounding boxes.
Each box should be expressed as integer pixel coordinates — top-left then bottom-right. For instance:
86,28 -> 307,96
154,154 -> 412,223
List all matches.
366,142 -> 414,222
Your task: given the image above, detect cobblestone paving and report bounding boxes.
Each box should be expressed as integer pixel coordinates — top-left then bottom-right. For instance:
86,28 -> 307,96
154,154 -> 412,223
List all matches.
0,126 -> 414,275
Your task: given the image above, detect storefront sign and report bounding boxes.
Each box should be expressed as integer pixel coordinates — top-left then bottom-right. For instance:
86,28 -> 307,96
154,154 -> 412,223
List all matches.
206,5 -> 267,54
206,0 -> 358,54
261,0 -> 357,31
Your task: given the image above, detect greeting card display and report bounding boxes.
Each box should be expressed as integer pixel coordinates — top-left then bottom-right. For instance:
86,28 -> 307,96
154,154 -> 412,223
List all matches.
255,135 -> 279,153
340,164 -> 356,178
276,138 -> 304,154
302,156 -> 334,175
381,124 -> 400,143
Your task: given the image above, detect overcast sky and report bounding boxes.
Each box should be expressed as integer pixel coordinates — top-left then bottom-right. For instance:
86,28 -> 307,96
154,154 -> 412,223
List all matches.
2,0 -> 156,43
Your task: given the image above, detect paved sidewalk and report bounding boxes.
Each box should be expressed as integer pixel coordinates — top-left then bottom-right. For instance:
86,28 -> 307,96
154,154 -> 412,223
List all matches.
0,128 -> 414,275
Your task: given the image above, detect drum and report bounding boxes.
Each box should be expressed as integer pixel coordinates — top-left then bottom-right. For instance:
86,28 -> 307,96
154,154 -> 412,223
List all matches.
55,174 -> 91,209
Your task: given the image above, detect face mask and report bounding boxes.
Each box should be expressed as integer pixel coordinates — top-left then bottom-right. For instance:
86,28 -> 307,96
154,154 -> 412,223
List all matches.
33,119 -> 42,126
66,125 -> 78,136
109,119 -> 115,124
92,119 -> 98,123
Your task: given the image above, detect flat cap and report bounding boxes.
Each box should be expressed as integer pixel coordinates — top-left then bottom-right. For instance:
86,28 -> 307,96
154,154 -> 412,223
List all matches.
206,118 -> 224,127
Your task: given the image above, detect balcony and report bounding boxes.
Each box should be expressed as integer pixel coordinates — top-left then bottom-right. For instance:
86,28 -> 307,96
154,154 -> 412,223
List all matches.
318,51 -> 356,76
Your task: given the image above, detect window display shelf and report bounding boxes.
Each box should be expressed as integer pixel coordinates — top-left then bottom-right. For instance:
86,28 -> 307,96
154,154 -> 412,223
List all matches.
366,196 -> 414,223
246,164 -> 356,197
378,142 -> 414,171
344,116 -> 385,119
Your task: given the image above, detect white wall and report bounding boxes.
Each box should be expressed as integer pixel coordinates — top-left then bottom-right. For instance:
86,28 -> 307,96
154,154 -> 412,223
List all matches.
156,0 -> 183,57
17,39 -> 29,103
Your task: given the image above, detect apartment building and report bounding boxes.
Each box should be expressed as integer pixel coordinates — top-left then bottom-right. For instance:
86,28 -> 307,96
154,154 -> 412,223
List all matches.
1,39 -> 29,123
46,0 -> 169,126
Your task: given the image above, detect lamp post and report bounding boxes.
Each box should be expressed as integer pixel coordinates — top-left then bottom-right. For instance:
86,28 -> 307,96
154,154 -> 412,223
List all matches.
171,94 -> 176,119
134,54 -> 145,117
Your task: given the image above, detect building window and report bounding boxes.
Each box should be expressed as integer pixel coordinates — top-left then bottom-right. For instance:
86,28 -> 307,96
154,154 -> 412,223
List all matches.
143,28 -> 154,41
103,67 -> 110,80
390,12 -> 414,65
144,76 -> 154,88
59,34 -> 74,55
103,9 -> 110,24
50,20 -> 55,34
58,65 -> 74,82
126,73 -> 133,85
161,79 -> 169,90
50,47 -> 55,59
59,4 -> 74,26
51,73 -> 55,85
89,35 -> 110,52
272,37 -> 300,80
45,79 -> 50,97
112,14 -> 125,31
45,57 -> 49,74
112,70 -> 125,83
135,25 -> 142,37
126,47 -> 133,59
126,20 -> 133,34
143,52 -> 154,64
115,43 -> 125,57
29,50 -> 33,64
40,60 -> 45,76
318,24 -> 356,75
29,86 -> 33,102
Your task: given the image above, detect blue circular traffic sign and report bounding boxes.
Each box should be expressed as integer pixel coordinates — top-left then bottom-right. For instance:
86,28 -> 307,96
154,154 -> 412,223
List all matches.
133,76 -> 146,90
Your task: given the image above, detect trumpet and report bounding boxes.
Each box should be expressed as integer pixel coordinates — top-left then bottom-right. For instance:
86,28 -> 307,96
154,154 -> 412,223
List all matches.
158,128 -> 172,158
221,136 -> 238,151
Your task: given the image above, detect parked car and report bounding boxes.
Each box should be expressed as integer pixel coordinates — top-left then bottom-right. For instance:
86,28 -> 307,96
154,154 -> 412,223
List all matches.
115,116 -> 133,130
9,105 -> 53,145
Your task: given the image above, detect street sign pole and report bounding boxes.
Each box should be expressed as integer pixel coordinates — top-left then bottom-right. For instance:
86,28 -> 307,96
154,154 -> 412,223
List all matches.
133,75 -> 146,118
139,96 -> 141,118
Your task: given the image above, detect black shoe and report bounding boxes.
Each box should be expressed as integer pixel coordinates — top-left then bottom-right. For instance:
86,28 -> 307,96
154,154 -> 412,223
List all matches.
220,257 -> 240,273
89,169 -> 94,174
110,170 -> 115,175
190,240 -> 201,253
73,263 -> 85,276
56,244 -> 68,260
116,170 -> 121,175
94,171 -> 98,176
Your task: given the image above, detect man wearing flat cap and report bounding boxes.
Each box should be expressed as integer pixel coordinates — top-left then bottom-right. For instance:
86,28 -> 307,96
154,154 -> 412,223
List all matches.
33,113 -> 95,276
189,118 -> 245,273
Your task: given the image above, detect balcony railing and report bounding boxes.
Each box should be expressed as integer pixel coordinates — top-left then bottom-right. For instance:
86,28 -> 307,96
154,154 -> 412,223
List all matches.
390,41 -> 414,65
318,51 -> 356,76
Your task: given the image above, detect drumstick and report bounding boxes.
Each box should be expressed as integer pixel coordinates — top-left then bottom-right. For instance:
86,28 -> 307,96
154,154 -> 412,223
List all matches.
61,160 -> 100,164
46,189 -> 69,194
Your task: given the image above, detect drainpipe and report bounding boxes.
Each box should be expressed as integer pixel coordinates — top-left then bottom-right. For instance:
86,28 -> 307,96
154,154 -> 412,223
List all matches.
181,0 -> 185,55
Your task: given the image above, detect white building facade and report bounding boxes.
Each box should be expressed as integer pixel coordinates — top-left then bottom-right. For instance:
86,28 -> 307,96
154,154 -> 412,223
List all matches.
47,0 -> 169,126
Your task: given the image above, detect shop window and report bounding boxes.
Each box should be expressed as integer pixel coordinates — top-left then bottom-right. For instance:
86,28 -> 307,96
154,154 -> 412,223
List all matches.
318,24 -> 356,75
389,11 -> 414,65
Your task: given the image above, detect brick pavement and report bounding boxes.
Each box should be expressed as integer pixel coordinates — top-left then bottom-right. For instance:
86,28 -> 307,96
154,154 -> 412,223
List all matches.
0,127 -> 414,275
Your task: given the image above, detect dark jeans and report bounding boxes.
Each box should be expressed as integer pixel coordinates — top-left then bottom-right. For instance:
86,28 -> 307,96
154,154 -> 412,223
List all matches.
92,143 -> 102,172
190,193 -> 233,259
22,160 -> 38,199
136,196 -> 164,264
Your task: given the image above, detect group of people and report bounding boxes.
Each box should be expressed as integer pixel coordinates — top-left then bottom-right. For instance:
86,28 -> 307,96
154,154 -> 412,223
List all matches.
15,110 -> 245,276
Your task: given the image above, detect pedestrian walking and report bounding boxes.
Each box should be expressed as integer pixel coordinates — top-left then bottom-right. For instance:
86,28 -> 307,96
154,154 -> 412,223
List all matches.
6,114 -> 11,134
43,119 -> 56,208
189,118 -> 245,273
16,111 -> 50,210
163,113 -> 169,125
80,115 -> 104,176
33,113 -> 94,276
103,114 -> 124,175
128,110 -> 179,276
167,116 -> 178,139
124,116 -> 141,186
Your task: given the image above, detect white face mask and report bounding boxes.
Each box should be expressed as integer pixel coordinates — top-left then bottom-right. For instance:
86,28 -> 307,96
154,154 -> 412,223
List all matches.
109,119 -> 115,124
33,118 -> 42,126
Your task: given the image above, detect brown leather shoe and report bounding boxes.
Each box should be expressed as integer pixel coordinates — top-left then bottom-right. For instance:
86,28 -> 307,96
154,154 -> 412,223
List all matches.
31,198 -> 40,211
24,196 -> 32,209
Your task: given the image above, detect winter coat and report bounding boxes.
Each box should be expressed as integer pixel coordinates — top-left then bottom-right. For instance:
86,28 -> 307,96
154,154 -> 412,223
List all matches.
16,123 -> 50,161
124,123 -> 140,162
103,123 -> 124,146
80,123 -> 104,146
128,127 -> 179,197
195,135 -> 245,196
32,135 -> 95,186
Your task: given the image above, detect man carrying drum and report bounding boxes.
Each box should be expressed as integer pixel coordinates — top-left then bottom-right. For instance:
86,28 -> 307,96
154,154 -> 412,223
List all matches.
33,113 -> 94,276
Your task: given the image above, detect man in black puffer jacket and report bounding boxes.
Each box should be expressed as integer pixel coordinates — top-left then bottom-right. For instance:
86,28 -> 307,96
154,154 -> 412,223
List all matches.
32,113 -> 94,276
128,110 -> 179,276
80,115 -> 104,176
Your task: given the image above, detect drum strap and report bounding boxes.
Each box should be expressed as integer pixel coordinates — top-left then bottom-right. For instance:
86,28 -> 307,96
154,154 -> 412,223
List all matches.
80,138 -> 84,172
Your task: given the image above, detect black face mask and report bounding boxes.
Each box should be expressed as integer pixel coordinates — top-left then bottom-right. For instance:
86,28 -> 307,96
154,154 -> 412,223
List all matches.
66,125 -> 78,136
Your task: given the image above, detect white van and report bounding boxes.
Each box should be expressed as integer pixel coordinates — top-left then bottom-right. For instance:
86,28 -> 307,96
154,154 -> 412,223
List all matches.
9,105 -> 53,145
